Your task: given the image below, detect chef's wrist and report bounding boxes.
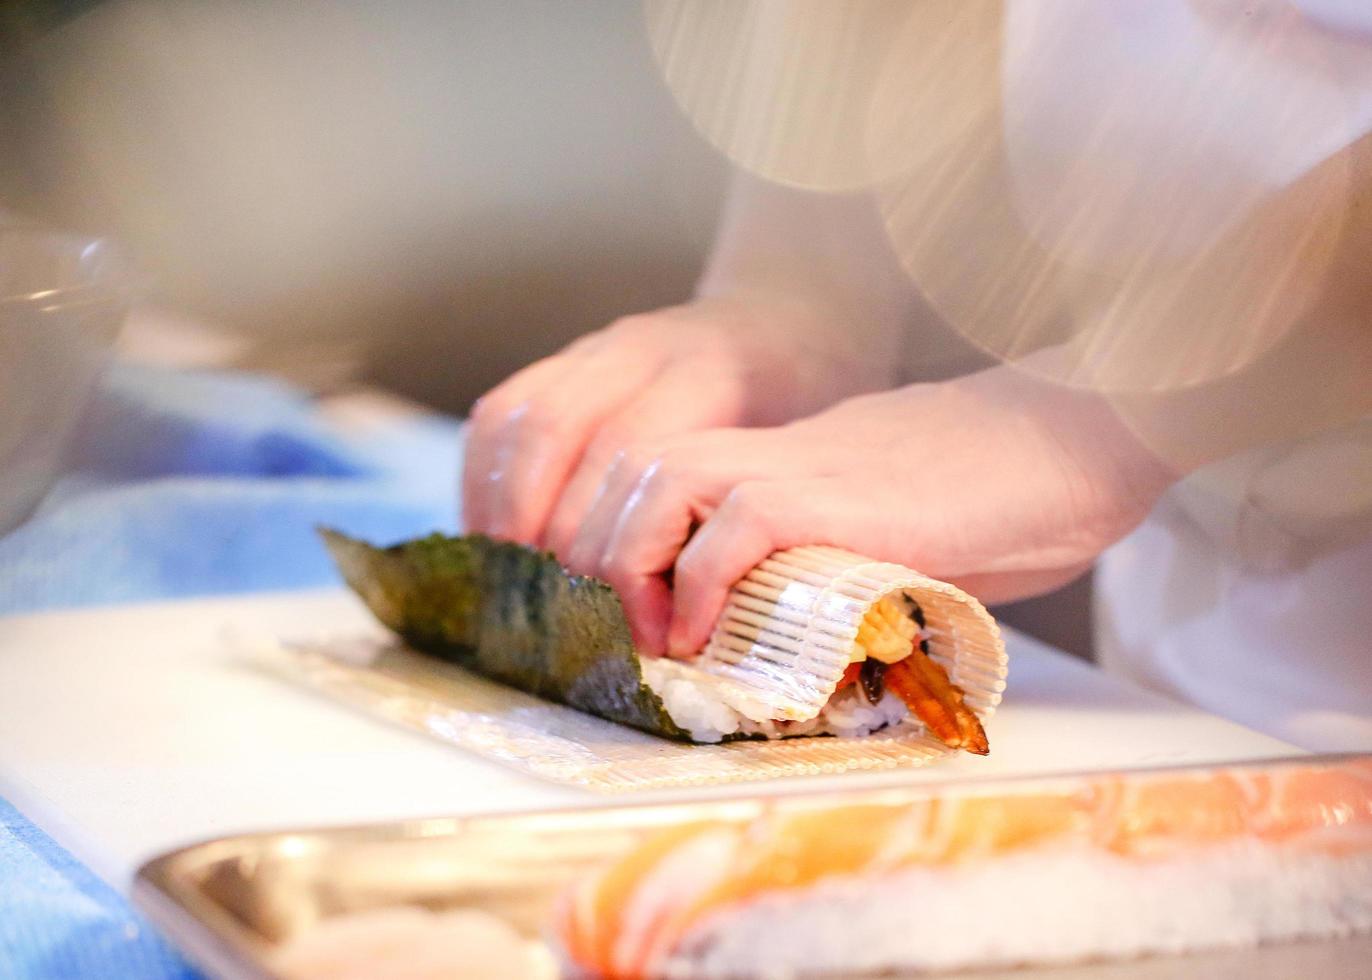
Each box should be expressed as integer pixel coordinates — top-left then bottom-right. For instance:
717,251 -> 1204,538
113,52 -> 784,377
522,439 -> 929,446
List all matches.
958,365 -> 1181,519
680,291 -> 903,420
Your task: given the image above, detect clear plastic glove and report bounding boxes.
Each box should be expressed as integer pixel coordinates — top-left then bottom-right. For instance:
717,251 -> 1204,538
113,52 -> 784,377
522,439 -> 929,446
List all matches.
561,366 -> 1179,656
461,296 -> 892,550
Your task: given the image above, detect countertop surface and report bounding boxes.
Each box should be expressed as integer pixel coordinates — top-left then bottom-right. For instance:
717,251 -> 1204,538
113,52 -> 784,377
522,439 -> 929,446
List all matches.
0,588 -> 1303,890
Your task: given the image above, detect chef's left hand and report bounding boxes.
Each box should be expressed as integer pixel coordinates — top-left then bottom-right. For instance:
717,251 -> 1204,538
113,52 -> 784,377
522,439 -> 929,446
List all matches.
559,366 -> 1178,656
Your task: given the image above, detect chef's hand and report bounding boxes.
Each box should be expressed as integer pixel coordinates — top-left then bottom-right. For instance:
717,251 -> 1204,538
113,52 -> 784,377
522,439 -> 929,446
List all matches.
563,366 -> 1179,655
462,296 -> 890,550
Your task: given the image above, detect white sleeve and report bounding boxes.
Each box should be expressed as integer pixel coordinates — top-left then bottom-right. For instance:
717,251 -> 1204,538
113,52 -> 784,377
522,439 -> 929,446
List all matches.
698,171 -> 993,384
1004,0 -> 1372,198
1293,0 -> 1372,39
698,173 -> 914,336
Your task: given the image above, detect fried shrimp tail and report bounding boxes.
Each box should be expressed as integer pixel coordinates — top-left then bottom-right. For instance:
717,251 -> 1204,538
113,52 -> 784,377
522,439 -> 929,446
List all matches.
885,654 -> 989,755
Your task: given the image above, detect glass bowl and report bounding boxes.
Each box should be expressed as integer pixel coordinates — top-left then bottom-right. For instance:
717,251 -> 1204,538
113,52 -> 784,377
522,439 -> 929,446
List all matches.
0,220 -> 137,535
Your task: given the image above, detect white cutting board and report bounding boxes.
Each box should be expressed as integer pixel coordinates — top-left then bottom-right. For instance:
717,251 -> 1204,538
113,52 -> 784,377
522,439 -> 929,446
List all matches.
0,589 -> 1302,890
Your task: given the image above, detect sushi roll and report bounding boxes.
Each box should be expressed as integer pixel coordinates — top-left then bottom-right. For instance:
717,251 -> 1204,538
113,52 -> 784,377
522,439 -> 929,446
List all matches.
639,547 -> 1002,749
320,532 -> 1004,751
557,757 -> 1372,978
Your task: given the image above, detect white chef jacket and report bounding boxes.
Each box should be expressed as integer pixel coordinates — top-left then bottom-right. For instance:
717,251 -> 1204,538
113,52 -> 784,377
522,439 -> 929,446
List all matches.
1044,1 -> 1372,751
705,1 -> 1372,751
1096,426 -> 1372,751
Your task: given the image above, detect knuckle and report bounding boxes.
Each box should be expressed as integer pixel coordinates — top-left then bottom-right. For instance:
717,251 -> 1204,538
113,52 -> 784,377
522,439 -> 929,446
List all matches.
563,327 -> 608,355
674,543 -> 710,583
603,312 -> 673,352
639,446 -> 679,484
725,480 -> 768,520
637,436 -> 702,485
611,442 -> 660,478
651,442 -> 695,481
642,447 -> 700,498
605,313 -> 651,337
588,420 -> 642,458
469,390 -> 510,425
511,399 -> 565,441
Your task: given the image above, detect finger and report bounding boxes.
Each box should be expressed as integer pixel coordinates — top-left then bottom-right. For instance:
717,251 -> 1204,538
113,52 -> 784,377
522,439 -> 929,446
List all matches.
615,572 -> 675,654
541,431 -> 638,561
591,433 -> 795,650
562,442 -> 661,578
462,355 -> 573,533
473,354 -> 662,543
591,458 -> 715,653
542,368 -> 750,559
668,478 -> 846,657
564,427 -> 786,581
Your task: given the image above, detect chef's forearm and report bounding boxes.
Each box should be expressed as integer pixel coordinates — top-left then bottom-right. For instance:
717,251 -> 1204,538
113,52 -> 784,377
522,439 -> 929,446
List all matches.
696,172 -> 918,372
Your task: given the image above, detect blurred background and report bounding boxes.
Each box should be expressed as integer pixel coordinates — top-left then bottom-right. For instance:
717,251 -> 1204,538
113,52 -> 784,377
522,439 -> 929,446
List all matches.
0,0 -> 1112,655
0,0 -> 730,409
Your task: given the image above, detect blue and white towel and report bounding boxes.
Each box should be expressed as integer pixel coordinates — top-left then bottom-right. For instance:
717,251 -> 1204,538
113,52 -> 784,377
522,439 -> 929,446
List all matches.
0,362 -> 463,977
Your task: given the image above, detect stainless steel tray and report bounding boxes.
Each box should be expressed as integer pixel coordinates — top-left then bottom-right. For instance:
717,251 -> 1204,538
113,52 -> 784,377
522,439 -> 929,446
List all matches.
134,756 -> 1372,980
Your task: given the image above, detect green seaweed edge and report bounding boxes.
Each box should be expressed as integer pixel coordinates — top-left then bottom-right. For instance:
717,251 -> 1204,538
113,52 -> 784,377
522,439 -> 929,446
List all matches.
319,527 -> 693,742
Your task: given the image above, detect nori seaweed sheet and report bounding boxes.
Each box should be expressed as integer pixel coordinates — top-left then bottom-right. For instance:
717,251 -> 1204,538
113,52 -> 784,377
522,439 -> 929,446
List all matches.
319,528 -> 691,741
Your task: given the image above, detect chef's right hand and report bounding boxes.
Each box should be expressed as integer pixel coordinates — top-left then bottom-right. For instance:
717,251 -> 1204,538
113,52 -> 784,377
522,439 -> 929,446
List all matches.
461,296 -> 886,552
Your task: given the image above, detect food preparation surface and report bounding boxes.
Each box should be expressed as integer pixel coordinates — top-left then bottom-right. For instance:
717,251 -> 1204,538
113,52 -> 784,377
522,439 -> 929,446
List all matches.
0,589 -> 1301,891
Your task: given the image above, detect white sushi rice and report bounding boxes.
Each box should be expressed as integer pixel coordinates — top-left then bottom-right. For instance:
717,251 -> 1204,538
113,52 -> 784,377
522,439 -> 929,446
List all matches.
655,843 -> 1372,978
639,657 -> 909,743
